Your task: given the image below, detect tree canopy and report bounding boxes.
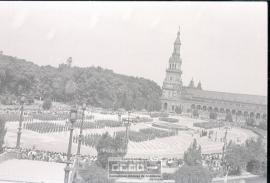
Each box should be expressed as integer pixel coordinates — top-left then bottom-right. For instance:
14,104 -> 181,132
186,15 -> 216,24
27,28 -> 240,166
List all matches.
0,54 -> 162,111
95,132 -> 127,169
175,139 -> 212,183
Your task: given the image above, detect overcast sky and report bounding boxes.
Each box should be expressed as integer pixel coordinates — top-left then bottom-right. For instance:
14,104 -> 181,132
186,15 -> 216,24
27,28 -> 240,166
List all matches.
0,1 -> 267,96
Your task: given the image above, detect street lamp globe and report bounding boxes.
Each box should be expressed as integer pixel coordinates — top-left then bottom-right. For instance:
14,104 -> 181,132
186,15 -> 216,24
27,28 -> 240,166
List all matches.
20,96 -> 25,104
70,106 -> 77,124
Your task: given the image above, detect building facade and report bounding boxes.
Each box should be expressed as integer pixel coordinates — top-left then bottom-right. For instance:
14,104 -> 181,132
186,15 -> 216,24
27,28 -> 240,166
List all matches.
161,29 -> 267,122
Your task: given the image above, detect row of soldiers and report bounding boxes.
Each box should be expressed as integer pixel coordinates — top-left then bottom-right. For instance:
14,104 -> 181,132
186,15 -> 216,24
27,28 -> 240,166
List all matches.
73,133 -> 103,147
23,122 -> 69,133
114,128 -> 177,142
73,120 -> 122,130
22,119 -> 122,134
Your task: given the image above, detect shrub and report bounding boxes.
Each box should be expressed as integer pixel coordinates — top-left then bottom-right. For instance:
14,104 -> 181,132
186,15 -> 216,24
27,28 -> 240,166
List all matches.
193,122 -> 224,129
159,117 -> 179,123
175,107 -> 182,114
42,98 -> 52,110
258,120 -> 267,130
225,113 -> 233,122
150,112 -> 169,118
209,112 -> 217,120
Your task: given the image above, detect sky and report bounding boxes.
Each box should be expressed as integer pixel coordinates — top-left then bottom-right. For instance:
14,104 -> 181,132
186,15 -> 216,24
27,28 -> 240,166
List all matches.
0,1 -> 267,96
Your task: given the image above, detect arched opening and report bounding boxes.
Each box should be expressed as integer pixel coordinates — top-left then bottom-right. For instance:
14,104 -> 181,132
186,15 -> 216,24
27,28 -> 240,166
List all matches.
208,106 -> 213,112
256,113 -> 261,119
226,109 -> 230,114
214,107 -> 219,112
164,103 -> 168,110
220,108 -> 225,113
250,112 -> 254,118
232,109 -> 236,115
244,111 -> 249,117
203,106 -> 207,111
197,105 -> 201,110
237,111 -> 242,116
191,104 -> 195,109
172,105 -> 175,111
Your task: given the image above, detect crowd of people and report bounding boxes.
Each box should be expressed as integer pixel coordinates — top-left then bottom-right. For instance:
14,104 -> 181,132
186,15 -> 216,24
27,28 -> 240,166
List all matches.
18,148 -> 69,163
4,147 -> 97,164
202,153 -> 223,174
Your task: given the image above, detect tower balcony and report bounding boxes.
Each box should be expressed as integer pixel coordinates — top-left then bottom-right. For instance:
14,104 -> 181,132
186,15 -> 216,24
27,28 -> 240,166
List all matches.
166,68 -> 182,74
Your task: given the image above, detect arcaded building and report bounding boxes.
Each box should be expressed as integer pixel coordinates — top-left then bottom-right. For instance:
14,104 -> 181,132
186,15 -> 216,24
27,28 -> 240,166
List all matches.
160,29 -> 267,121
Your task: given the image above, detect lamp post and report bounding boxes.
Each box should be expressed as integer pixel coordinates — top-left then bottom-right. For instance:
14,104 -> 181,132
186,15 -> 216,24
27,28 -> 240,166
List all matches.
64,106 -> 77,183
124,111 -> 131,145
76,103 -> 86,156
16,96 -> 25,149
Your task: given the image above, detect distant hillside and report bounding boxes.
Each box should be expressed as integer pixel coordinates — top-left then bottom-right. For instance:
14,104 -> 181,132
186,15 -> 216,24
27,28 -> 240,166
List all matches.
0,54 -> 162,111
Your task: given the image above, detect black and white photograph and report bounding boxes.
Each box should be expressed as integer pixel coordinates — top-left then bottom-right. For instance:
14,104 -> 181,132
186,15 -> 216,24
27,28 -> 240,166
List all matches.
0,1 -> 267,183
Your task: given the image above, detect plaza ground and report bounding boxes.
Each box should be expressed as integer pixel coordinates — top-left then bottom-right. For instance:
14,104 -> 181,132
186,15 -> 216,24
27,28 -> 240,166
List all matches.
4,112 -> 258,158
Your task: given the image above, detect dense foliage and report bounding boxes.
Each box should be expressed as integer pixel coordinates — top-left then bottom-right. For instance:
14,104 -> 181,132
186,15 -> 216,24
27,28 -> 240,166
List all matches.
95,132 -> 127,169
175,139 -> 212,183
224,138 -> 267,176
0,54 -> 162,111
76,162 -> 114,183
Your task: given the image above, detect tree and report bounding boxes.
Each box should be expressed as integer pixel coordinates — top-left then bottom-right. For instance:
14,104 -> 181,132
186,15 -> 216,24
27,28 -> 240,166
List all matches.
246,117 -> 255,126
95,132 -> 127,169
224,142 -> 246,175
209,112 -> 217,120
183,139 -> 202,166
175,106 -> 182,114
225,113 -> 233,122
42,98 -> 52,110
244,138 -> 266,175
175,139 -> 212,183
77,162 -> 114,183
0,116 -> 7,153
192,109 -> 199,118
175,165 -> 211,183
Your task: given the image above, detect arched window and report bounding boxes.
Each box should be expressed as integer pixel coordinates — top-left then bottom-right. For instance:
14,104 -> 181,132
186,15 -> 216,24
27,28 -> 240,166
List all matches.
191,104 -> 195,109
244,111 -> 249,117
203,106 -> 207,111
232,109 -> 236,115
172,105 -> 175,111
256,113 -> 261,119
250,112 -> 254,118
226,109 -> 230,114
214,107 -> 219,112
197,105 -> 201,110
208,106 -> 213,111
